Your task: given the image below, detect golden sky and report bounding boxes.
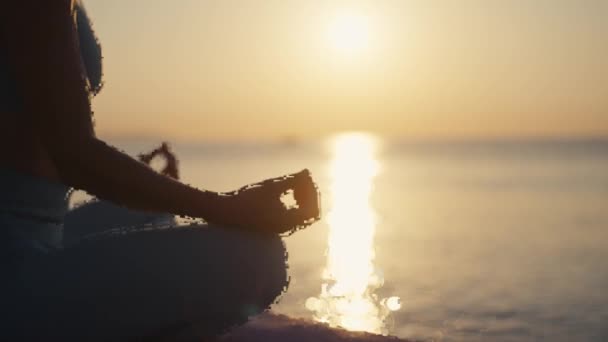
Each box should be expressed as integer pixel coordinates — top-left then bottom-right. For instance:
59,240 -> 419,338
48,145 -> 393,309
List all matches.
86,0 -> 607,142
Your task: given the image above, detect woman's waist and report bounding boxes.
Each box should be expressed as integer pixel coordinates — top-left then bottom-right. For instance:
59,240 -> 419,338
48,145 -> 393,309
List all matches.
1,212 -> 64,252
0,124 -> 63,182
0,167 -> 70,221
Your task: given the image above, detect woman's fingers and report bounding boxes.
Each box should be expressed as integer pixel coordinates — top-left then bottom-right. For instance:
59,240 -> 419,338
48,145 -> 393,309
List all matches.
261,169 -> 309,193
290,171 -> 320,220
239,169 -> 311,196
263,170 -> 319,225
270,206 -> 317,234
229,169 -> 319,234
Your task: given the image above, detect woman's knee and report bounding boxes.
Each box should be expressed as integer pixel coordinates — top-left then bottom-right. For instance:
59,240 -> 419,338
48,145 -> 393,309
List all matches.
204,226 -> 289,305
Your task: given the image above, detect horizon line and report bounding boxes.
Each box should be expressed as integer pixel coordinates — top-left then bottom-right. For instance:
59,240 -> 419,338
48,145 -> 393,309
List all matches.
99,132 -> 608,146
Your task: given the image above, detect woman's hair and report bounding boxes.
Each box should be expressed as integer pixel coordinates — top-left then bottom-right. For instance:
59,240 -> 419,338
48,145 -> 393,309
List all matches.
75,1 -> 103,95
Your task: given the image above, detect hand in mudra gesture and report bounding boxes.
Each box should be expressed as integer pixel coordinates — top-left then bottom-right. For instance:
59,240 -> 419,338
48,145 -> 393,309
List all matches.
215,169 -> 320,235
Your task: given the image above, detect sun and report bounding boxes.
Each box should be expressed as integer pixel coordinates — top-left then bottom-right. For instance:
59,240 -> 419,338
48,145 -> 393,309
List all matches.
327,13 -> 370,55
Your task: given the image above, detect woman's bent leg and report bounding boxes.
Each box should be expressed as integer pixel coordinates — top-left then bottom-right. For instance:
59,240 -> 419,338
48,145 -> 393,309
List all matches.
7,226 -> 289,341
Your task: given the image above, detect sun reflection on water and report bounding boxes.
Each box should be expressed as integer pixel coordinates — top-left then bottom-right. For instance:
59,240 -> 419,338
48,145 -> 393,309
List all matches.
306,132 -> 400,335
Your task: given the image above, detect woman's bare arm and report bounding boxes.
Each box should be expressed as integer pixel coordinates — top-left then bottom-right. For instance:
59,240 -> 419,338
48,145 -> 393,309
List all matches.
0,0 -> 319,233
0,0 -> 225,220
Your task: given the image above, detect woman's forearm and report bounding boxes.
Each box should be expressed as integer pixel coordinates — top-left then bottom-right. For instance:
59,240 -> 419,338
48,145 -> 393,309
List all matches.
53,137 -> 227,221
2,1 -> 226,224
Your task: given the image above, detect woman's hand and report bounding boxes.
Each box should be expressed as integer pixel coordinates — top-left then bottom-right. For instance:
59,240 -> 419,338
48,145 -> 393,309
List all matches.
212,169 -> 320,234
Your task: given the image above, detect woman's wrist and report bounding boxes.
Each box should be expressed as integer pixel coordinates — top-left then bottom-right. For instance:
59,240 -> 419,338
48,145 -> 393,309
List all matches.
194,190 -> 233,225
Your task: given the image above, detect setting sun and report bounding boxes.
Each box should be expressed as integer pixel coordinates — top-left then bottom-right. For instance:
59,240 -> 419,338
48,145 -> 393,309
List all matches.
327,12 -> 371,55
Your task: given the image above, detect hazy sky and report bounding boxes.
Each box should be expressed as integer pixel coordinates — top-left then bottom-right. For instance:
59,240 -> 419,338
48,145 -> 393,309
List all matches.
85,0 -> 607,141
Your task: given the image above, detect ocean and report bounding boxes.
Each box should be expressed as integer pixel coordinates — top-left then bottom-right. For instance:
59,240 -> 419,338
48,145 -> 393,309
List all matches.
86,135 -> 608,342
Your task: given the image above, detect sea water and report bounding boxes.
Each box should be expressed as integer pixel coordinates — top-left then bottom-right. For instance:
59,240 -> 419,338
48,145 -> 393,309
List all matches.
106,137 -> 608,342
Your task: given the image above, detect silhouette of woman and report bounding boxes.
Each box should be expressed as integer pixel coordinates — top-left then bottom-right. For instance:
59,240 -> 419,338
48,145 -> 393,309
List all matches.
0,1 -> 319,340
